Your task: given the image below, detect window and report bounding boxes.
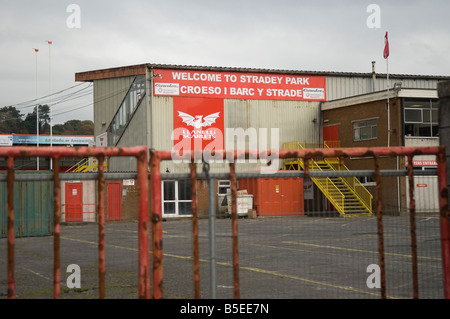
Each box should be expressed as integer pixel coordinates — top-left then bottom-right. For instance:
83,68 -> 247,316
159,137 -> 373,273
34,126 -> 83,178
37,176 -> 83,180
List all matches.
404,98 -> 438,137
353,119 -> 377,141
218,180 -> 231,195
355,175 -> 376,186
162,180 -> 192,216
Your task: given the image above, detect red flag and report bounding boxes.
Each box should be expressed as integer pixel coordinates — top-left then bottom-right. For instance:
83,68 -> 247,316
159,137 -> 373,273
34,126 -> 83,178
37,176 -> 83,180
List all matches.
47,40 -> 52,44
383,32 -> 389,59
34,48 -> 39,52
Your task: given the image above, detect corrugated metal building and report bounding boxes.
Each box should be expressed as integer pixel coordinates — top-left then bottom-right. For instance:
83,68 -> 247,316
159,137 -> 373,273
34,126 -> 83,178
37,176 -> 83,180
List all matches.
75,63 -> 450,217
0,172 -> 53,237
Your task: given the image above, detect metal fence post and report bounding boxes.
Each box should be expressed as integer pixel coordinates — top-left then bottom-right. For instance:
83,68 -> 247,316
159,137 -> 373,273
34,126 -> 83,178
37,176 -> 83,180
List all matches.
438,81 -> 450,299
229,162 -> 240,299
6,157 -> 15,299
406,155 -> 419,299
138,149 -> 150,299
150,149 -> 163,299
439,81 -> 450,203
97,154 -> 106,299
374,155 -> 386,299
203,162 -> 217,299
191,163 -> 201,299
52,157 -> 61,299
438,146 -> 450,299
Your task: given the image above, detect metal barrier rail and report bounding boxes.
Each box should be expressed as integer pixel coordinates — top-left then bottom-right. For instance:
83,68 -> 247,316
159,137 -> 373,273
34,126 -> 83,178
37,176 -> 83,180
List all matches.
2,145 -> 449,299
1,146 -> 149,299
152,146 -> 450,299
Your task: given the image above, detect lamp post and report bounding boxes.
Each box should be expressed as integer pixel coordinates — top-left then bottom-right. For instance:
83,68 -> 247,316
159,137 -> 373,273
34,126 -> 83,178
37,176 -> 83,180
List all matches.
33,48 -> 40,171
47,40 -> 53,170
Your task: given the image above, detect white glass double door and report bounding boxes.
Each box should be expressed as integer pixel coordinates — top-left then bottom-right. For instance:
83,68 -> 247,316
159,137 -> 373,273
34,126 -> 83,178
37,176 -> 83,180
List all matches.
162,180 -> 192,217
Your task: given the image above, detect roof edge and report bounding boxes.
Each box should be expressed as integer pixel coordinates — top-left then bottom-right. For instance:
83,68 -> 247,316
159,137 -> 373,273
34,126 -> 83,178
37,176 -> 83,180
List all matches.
75,63 -> 450,82
322,88 -> 438,111
75,64 -> 147,82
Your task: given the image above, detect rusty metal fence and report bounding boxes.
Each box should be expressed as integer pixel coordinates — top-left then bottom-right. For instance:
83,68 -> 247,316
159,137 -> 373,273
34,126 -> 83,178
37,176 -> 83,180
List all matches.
1,145 -> 449,299
0,146 -> 149,299
151,146 -> 450,299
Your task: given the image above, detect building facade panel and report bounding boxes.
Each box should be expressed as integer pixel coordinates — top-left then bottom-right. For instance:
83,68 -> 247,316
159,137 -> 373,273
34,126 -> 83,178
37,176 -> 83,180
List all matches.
326,75 -> 443,101
109,93 -> 148,171
93,76 -> 135,137
151,96 -> 321,174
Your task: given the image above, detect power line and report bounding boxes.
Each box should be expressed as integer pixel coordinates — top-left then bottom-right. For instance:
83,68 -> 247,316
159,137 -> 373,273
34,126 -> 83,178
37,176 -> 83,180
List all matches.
52,82 -> 133,117
5,82 -> 88,109
47,83 -> 93,108
13,84 -> 93,111
2,79 -> 138,123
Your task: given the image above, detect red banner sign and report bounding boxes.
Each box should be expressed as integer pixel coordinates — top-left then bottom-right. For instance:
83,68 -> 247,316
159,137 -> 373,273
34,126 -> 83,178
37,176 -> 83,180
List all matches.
406,160 -> 438,167
172,97 -> 224,152
413,160 -> 437,166
154,69 -> 326,101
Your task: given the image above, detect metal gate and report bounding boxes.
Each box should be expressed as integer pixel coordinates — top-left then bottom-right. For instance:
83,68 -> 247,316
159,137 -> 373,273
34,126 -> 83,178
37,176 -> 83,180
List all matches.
0,146 -> 149,299
149,146 -> 450,299
1,145 -> 449,299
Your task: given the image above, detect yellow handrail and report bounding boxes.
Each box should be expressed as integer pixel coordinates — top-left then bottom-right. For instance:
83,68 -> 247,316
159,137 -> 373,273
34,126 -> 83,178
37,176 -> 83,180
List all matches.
322,144 -> 373,213
65,157 -> 108,173
282,141 -> 373,216
309,160 -> 345,215
66,158 -> 89,173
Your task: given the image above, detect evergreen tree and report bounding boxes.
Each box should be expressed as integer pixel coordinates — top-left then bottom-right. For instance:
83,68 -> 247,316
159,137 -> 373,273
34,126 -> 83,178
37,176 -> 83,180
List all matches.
0,106 -> 26,134
0,104 -> 94,135
23,104 -> 50,134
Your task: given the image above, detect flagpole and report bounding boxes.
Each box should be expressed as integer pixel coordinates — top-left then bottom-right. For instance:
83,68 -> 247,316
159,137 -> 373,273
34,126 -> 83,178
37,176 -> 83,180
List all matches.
387,55 -> 390,147
33,48 -> 40,171
47,40 -> 53,170
384,31 -> 390,148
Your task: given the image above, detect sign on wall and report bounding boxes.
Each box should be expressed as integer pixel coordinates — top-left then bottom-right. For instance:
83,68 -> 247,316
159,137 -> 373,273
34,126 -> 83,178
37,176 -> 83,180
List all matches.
153,69 -> 326,101
10,135 -> 94,145
0,135 -> 13,146
173,97 -> 225,153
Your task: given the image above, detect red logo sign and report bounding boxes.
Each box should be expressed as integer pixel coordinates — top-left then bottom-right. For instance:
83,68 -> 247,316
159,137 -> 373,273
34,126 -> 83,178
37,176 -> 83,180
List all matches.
173,97 -> 224,154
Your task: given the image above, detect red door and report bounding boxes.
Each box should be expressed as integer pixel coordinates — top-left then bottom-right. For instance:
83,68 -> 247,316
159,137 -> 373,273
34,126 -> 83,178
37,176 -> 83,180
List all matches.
279,178 -> 303,214
323,125 -> 339,147
108,182 -> 122,221
246,178 -> 303,216
66,183 -> 83,222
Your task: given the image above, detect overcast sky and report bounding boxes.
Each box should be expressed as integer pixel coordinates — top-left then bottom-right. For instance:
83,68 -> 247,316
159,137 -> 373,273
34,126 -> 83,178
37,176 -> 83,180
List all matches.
1,0 -> 450,126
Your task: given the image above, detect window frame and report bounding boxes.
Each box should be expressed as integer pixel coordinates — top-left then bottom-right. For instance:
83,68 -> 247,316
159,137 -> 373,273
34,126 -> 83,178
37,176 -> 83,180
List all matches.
403,98 -> 439,138
352,118 -> 378,142
161,180 -> 192,217
218,180 -> 231,195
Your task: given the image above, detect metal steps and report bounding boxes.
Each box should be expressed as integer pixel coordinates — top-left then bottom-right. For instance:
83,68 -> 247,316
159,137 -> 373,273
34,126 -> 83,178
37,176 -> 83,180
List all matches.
283,141 -> 373,217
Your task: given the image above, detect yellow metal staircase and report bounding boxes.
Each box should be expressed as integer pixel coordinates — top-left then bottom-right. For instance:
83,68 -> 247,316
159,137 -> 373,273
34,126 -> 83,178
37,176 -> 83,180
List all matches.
66,157 -> 108,173
283,141 -> 373,217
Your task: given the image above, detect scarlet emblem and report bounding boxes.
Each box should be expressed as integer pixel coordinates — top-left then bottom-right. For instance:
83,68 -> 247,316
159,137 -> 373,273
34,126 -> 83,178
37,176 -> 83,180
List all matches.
177,111 -> 220,129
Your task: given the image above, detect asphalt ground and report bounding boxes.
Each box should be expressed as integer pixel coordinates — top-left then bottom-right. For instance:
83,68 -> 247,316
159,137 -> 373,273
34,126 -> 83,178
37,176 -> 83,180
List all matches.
0,215 -> 445,299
